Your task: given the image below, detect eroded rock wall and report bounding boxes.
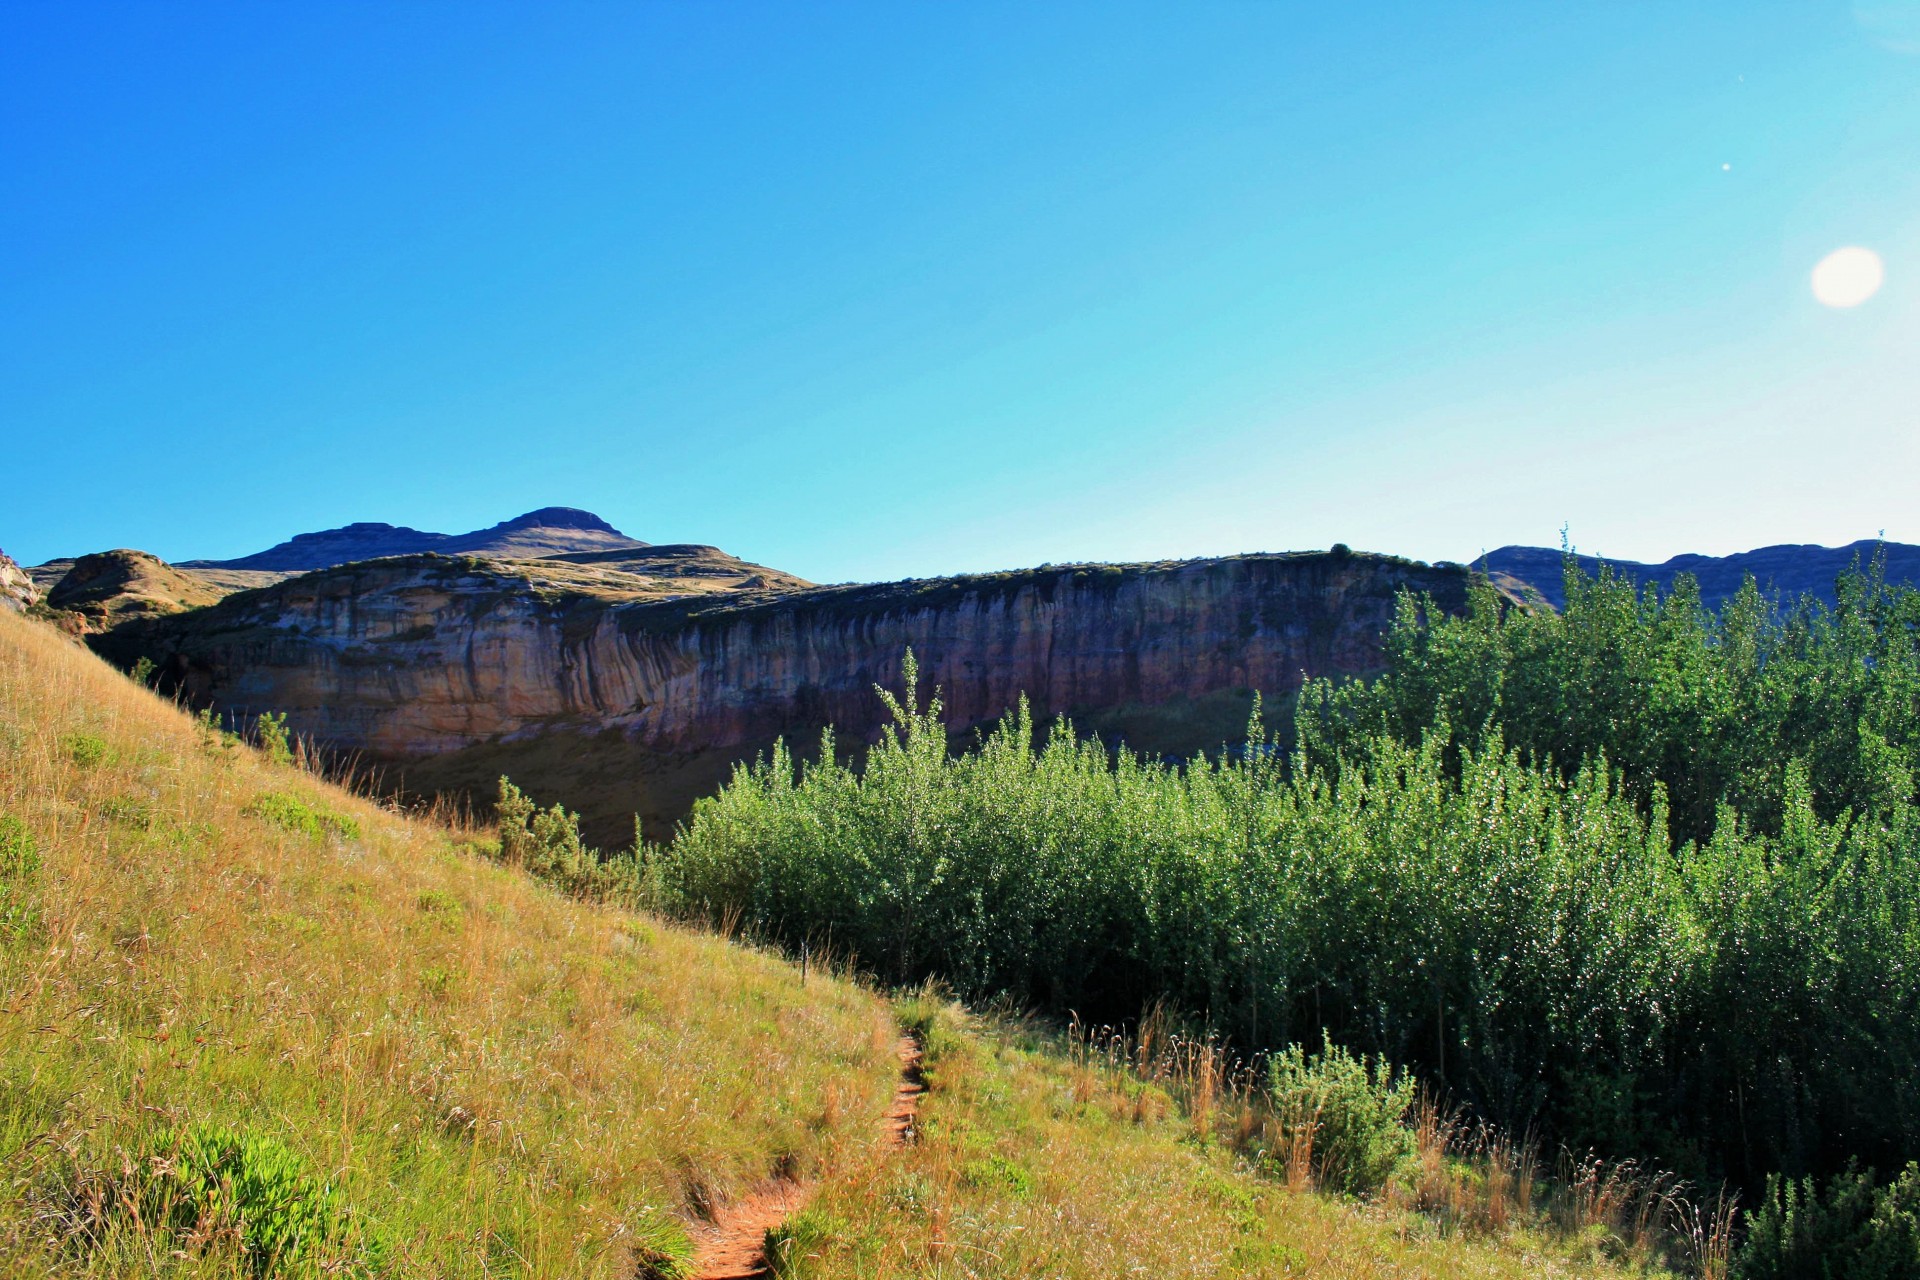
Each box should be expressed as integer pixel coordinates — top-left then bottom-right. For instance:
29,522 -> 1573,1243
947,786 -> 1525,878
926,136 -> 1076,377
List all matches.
102,550 -> 1478,840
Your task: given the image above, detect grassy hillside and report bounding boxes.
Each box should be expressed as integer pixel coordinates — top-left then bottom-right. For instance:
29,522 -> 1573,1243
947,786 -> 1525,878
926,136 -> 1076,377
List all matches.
0,608 -> 1651,1278
0,607 -> 899,1276
786,998 -> 1674,1279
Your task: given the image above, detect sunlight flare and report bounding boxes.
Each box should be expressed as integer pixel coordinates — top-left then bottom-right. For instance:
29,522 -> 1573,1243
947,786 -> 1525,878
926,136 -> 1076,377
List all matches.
1811,245 -> 1886,307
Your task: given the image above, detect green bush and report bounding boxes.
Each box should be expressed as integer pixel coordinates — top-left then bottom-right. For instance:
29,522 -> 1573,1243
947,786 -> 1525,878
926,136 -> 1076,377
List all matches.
0,813 -> 41,940
415,889 -> 463,925
1297,551 -> 1920,851
245,792 -> 360,843
254,711 -> 293,767
136,1123 -> 378,1276
960,1154 -> 1034,1198
61,731 -> 112,770
492,776 -> 651,905
195,707 -> 240,760
1266,1038 -> 1415,1196
1734,1162 -> 1920,1280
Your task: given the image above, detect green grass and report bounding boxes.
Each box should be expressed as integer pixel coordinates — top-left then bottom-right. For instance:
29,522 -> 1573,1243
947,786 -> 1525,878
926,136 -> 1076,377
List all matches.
782,998 -> 1656,1279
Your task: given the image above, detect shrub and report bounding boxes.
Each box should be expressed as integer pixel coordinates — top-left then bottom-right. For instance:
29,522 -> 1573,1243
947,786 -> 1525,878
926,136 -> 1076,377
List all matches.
61,731 -> 112,770
960,1154 -> 1034,1198
0,813 -> 41,939
135,1123 -> 377,1276
1192,1165 -> 1262,1231
245,792 -> 360,843
497,776 -> 588,875
657,566 -> 1920,1193
1297,552 -> 1920,851
415,889 -> 463,925
255,711 -> 293,767
195,707 -> 239,760
493,776 -> 649,904
1266,1038 -> 1416,1196
1734,1163 -> 1920,1280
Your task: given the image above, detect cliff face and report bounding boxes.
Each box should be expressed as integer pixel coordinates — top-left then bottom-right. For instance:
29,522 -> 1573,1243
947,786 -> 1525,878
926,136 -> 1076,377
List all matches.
0,552 -> 38,613
102,550 -> 1481,842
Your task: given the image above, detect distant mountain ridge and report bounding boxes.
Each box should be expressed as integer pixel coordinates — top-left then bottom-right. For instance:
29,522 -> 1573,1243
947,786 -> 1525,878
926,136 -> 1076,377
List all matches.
1479,540 -> 1920,612
182,506 -> 647,573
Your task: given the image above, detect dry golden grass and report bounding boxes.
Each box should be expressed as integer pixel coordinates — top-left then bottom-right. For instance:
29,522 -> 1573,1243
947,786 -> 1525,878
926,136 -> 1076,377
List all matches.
778,997 -> 1669,1280
0,608 -> 899,1276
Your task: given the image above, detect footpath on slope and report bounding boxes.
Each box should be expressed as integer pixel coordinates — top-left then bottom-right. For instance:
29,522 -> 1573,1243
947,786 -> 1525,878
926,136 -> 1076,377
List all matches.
689,1033 -> 926,1280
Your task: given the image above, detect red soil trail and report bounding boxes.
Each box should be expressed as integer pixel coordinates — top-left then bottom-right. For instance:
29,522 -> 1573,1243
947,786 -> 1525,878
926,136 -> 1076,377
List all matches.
881,1033 -> 926,1147
688,1033 -> 925,1280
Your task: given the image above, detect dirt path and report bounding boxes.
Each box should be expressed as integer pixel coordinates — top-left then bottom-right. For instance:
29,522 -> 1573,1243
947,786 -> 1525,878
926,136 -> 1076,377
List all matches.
688,1033 -> 925,1280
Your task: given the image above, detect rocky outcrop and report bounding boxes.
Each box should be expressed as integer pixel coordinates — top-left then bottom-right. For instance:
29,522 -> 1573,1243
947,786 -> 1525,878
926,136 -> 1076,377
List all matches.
47,549 -> 226,629
0,551 -> 39,613
100,548 -> 1486,843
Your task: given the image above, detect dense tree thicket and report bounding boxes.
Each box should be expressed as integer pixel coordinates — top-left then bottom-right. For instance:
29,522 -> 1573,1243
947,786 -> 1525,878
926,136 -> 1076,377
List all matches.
1299,558 -> 1920,846
655,559 -> 1920,1192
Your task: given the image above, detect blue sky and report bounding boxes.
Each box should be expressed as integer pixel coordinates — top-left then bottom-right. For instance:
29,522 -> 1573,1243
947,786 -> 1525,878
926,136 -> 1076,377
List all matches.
4,3 -> 1917,583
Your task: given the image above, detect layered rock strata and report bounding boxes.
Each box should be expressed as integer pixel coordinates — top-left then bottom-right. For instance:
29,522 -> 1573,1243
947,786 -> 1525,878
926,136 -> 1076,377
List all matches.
97,548 -> 1483,842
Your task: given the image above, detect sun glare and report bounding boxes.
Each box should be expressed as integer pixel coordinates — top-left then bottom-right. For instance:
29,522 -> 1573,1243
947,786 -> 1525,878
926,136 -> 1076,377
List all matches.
1811,245 -> 1886,308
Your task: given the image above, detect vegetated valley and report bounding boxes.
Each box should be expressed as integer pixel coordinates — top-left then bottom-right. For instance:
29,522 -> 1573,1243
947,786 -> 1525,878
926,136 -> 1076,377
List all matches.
655,555 -> 1920,1278
0,583 -> 1672,1277
5,520 -> 1920,1278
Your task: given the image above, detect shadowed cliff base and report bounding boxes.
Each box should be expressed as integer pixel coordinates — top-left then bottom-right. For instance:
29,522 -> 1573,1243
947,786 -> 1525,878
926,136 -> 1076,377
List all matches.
363,687 -> 1311,847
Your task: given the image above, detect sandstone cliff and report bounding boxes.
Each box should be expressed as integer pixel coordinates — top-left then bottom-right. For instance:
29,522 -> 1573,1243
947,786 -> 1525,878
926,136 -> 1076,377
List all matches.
99,548 -> 1485,843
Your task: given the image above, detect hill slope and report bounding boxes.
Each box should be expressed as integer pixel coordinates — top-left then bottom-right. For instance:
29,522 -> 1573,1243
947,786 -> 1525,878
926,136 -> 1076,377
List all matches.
43,549 -> 226,629
0,606 -> 898,1276
0,608 -> 1654,1278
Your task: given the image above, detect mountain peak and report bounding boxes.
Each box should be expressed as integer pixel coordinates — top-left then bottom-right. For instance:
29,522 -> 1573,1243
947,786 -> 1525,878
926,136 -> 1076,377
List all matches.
492,507 -> 621,534
185,508 -> 647,574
